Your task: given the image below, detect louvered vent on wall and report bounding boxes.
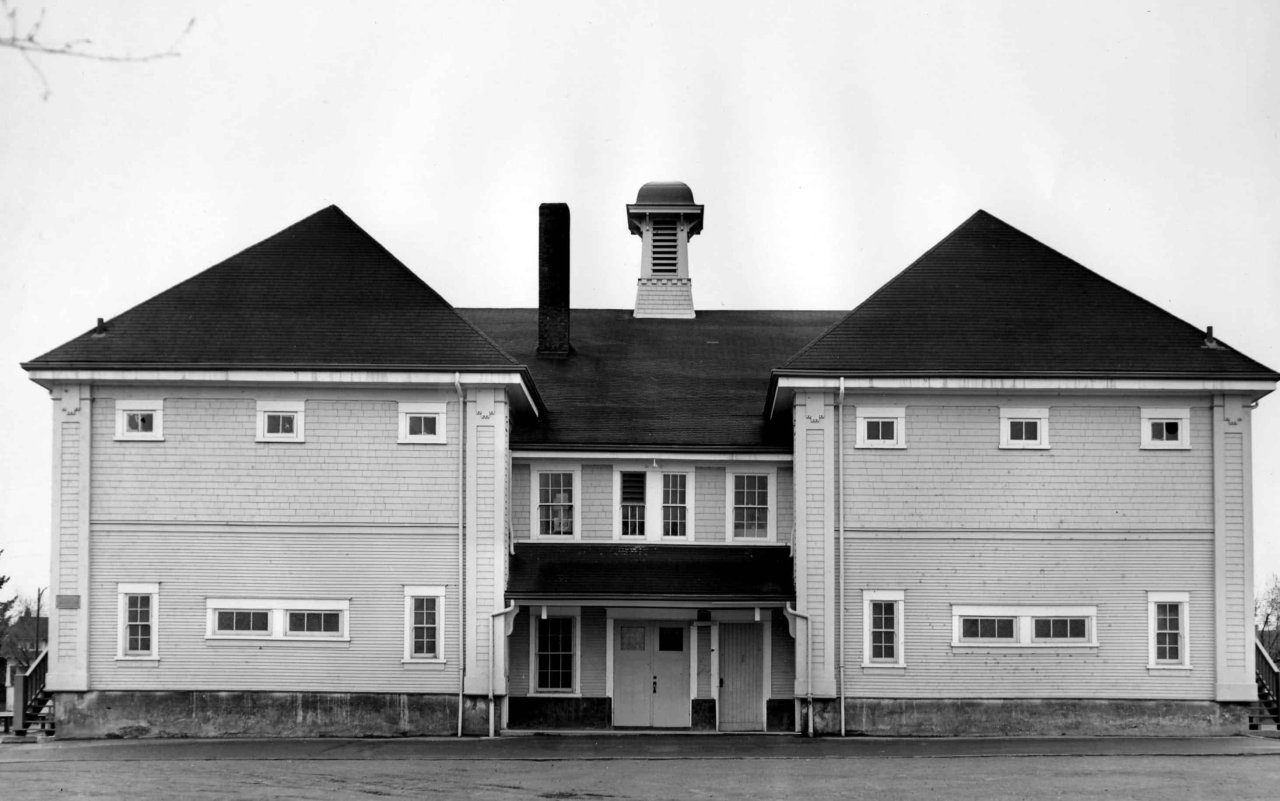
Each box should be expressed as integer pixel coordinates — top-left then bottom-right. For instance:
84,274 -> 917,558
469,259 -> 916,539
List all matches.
651,219 -> 678,273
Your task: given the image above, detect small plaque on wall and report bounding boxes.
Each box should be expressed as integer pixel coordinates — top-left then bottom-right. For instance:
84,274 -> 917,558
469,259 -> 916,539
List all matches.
56,594 -> 80,609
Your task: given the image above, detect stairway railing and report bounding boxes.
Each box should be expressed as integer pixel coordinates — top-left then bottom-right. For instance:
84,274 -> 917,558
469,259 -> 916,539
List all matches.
1257,637 -> 1280,718
12,648 -> 49,735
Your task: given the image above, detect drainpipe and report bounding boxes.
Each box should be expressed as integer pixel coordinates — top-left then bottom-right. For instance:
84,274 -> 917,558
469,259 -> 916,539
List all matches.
455,373 -> 466,737
837,377 -> 846,737
784,603 -> 813,737
489,602 -> 517,737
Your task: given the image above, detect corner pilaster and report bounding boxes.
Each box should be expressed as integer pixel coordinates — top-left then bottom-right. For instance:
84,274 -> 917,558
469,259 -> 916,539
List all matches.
792,390 -> 837,697
463,387 -> 510,696
48,383 -> 91,691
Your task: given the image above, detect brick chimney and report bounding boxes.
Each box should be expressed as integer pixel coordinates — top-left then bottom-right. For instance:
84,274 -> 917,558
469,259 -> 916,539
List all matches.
537,203 -> 572,358
627,182 -> 703,319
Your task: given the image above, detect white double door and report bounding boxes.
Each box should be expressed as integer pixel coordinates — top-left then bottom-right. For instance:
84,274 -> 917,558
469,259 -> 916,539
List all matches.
613,621 -> 690,728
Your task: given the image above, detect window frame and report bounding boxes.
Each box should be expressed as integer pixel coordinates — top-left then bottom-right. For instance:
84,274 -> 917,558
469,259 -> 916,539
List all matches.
398,402 -> 447,445
611,468 -> 696,541
855,406 -> 906,449
999,407 -> 1050,450
951,605 -> 1097,648
529,607 -> 580,696
403,585 -> 446,663
117,582 -> 160,660
724,467 -> 778,543
1140,408 -> 1191,450
1148,591 -> 1191,669
531,467 -> 582,541
114,399 -> 165,441
204,598 -> 350,643
256,400 -> 305,443
862,590 -> 905,667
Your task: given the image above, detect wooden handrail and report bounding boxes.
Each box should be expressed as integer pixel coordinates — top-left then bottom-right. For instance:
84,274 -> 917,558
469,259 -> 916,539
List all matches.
13,648 -> 49,735
1257,638 -> 1280,717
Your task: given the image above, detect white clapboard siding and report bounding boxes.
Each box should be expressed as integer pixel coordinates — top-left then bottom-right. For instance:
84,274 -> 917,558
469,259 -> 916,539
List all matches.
511,464 -> 531,540
694,466 -> 725,542
580,466 -> 613,541
1224,431 -> 1246,671
845,535 -> 1214,699
843,402 -> 1213,530
93,396 -> 462,525
770,609 -> 795,698
90,528 -> 462,693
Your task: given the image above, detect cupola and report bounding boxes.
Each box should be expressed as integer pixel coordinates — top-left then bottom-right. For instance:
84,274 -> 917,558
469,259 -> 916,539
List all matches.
627,181 -> 703,319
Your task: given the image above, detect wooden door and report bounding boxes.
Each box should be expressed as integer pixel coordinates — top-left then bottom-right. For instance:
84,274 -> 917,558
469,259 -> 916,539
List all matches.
612,622 -> 691,728
719,622 -> 764,731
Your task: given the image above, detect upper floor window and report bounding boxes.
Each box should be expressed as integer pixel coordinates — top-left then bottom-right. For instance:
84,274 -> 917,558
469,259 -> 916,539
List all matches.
612,469 -> 695,540
115,399 -> 164,441
257,400 -> 305,443
535,469 -> 580,539
1148,592 -> 1190,669
855,406 -> 906,449
1141,408 -> 1190,450
726,468 -> 777,542
399,402 -> 447,445
999,407 -> 1049,449
118,582 -> 159,659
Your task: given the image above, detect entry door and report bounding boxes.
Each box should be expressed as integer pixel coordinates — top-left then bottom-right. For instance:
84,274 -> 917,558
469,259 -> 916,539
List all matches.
613,622 -> 690,728
719,622 -> 764,731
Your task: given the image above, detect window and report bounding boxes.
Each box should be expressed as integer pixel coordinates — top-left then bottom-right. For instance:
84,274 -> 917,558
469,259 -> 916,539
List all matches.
257,400 -> 305,442
399,402 -> 447,445
951,605 -> 1097,648
535,469 -> 579,538
855,406 -> 906,449
1000,407 -> 1049,449
404,585 -> 445,662
115,399 -> 164,441
205,598 -> 350,642
118,583 -> 159,659
532,611 -> 578,693
612,469 -> 695,540
1148,592 -> 1190,668
1141,408 -> 1191,450
726,469 -> 777,541
863,590 -> 904,667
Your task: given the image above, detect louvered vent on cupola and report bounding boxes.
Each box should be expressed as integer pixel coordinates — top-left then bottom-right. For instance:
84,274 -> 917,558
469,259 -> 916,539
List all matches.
626,182 -> 704,319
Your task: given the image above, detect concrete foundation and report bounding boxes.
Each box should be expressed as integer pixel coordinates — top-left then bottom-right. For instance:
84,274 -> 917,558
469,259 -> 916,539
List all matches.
836,699 -> 1251,737
54,691 -> 493,739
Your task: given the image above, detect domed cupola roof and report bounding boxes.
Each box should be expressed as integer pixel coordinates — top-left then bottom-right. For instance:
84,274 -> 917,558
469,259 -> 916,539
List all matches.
634,181 -> 696,206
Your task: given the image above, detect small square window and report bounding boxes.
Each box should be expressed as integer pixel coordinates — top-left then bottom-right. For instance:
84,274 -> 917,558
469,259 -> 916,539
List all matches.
257,401 -> 305,442
115,400 -> 164,441
399,403 -> 447,444
1000,408 -> 1049,449
855,407 -> 906,449
1141,409 -> 1191,450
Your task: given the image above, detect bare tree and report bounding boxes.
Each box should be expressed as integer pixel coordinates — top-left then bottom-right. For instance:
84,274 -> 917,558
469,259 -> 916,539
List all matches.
1,1 -> 194,98
2,591 -> 46,669
1257,574 -> 1280,663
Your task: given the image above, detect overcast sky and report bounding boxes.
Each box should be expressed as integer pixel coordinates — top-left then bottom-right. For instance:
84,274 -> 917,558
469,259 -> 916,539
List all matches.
1,0 -> 1277,603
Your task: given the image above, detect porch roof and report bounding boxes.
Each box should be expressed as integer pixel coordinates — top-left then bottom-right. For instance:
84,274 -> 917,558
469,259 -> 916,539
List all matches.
507,544 -> 794,603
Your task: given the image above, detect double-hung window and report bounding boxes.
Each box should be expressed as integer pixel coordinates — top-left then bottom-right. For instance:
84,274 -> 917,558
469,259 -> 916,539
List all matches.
863,590 -> 905,667
256,400 -> 305,442
115,399 -> 164,441
532,610 -> 578,694
855,407 -> 906,449
398,402 -> 447,445
613,469 -> 694,540
404,586 -> 445,662
118,583 -> 159,659
535,469 -> 579,539
1141,408 -> 1191,450
1000,408 -> 1049,449
727,468 -> 776,541
1148,592 -> 1190,668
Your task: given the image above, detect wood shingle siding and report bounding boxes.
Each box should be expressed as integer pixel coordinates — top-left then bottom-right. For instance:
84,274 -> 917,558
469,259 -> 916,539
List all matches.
845,535 -> 1214,699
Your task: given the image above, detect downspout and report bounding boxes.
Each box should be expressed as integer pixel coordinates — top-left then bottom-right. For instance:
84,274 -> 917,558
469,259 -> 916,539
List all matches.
489,602 -> 517,737
784,603 -> 813,737
837,377 -> 846,737
455,373 -> 466,737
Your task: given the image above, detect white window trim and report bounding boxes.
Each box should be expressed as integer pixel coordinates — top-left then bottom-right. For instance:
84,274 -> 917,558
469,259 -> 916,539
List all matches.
530,606 -> 581,696
724,466 -> 779,543
999,407 -> 1050,449
1141,408 -> 1191,450
256,400 -> 305,443
611,468 -> 696,542
531,466 -> 583,541
403,585 -> 446,663
398,402 -> 447,445
951,605 -> 1098,648
117,582 -> 160,660
1148,591 -> 1191,669
204,598 -> 350,642
862,590 -> 905,667
855,406 -> 906,449
114,399 -> 164,441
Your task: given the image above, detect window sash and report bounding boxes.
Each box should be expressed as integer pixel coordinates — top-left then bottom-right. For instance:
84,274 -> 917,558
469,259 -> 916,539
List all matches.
732,474 -> 769,538
538,472 -> 575,537
1155,602 -> 1182,662
411,597 -> 438,658
215,609 -> 269,634
125,595 -> 153,655
620,472 -> 646,537
960,616 -> 1016,641
865,419 -> 896,443
1031,617 -> 1088,642
286,610 -> 343,636
536,617 -> 575,691
870,600 -> 897,661
662,474 -> 687,537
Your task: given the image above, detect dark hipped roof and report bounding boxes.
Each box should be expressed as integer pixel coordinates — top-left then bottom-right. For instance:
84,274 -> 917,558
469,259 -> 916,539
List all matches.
507,544 -> 794,602
24,206 -> 521,372
459,309 -> 842,450
781,210 -> 1279,380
